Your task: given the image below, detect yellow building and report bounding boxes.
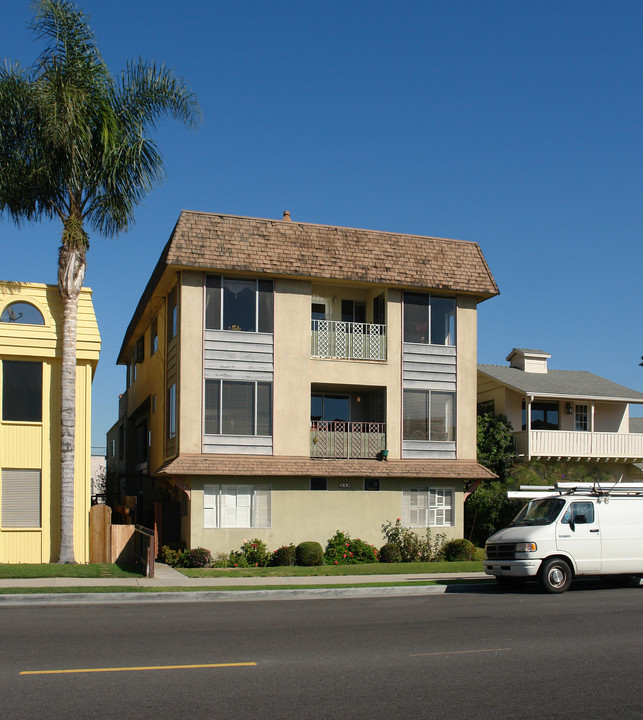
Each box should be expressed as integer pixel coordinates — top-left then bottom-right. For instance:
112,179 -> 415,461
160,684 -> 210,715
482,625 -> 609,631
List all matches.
110,211 -> 498,554
0,281 -> 100,563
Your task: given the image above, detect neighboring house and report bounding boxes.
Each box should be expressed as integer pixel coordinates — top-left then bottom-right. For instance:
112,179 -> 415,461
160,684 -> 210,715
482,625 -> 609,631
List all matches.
478,348 -> 643,482
90,448 -> 106,499
0,281 -> 100,562
108,211 -> 498,554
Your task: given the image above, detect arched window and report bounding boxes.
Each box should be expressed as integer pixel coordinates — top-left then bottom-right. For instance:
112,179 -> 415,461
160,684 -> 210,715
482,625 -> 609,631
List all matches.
0,302 -> 45,325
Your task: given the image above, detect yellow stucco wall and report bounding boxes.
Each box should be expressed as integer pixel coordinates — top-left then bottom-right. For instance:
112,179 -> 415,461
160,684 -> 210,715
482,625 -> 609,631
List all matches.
0,282 -> 100,563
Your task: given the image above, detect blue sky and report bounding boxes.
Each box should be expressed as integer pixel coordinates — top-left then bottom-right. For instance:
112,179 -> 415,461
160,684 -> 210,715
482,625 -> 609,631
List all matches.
1,0 -> 642,445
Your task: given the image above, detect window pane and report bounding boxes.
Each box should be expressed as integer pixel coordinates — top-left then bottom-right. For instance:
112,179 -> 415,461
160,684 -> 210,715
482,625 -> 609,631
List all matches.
256,382 -> 272,436
2,470 -> 41,527
403,390 -> 428,440
150,317 -> 158,355
311,303 -> 326,320
311,394 -> 323,421
403,293 -> 429,343
222,381 -> 254,434
205,275 -> 221,330
575,405 -> 588,431
258,280 -> 274,333
167,384 -> 176,439
204,379 -> 220,434
2,360 -> 42,422
430,392 -> 455,441
531,402 -> 559,430
167,287 -> 177,340
0,302 -> 44,325
430,297 -> 455,345
322,395 -> 350,422
310,477 -> 327,490
223,278 -> 256,331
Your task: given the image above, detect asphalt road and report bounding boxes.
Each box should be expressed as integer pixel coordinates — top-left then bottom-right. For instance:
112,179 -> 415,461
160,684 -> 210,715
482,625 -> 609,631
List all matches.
2,582 -> 643,719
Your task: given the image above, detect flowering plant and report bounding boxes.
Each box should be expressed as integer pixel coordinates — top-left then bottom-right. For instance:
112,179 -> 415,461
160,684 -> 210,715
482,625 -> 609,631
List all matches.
324,530 -> 378,564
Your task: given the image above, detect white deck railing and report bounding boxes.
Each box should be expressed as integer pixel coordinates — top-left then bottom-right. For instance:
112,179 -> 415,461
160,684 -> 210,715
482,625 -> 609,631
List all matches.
514,430 -> 643,460
311,421 -> 386,459
311,320 -> 386,360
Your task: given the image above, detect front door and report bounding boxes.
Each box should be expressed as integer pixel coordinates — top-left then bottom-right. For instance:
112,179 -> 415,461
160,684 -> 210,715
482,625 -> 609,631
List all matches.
556,500 -> 601,573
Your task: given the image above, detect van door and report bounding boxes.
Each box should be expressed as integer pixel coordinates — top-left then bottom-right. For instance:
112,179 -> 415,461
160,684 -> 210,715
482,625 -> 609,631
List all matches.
556,501 -> 601,573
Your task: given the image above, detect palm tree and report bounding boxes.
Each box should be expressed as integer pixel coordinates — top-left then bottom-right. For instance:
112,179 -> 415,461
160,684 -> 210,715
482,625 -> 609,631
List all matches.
0,0 -> 200,562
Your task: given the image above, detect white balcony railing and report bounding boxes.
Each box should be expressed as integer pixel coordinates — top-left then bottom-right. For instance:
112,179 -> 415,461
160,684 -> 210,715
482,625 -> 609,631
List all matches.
311,320 -> 386,361
311,421 -> 386,459
514,430 -> 643,460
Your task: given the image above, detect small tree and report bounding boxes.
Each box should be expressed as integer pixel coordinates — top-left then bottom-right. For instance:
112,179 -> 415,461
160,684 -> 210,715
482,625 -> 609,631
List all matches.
476,412 -> 514,482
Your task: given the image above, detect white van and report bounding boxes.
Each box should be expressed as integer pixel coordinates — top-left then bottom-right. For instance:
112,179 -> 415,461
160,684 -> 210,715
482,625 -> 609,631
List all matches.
484,483 -> 643,593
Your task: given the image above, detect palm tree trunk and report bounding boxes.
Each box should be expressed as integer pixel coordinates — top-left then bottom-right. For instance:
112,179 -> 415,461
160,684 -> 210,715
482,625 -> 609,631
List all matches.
57,244 -> 86,564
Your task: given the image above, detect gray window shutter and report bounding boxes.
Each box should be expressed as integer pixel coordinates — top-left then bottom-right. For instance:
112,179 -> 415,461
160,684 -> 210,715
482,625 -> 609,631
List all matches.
2,470 -> 41,528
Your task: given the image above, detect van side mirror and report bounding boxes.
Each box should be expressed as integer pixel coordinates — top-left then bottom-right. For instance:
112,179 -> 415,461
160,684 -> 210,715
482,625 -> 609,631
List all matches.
574,514 -> 587,524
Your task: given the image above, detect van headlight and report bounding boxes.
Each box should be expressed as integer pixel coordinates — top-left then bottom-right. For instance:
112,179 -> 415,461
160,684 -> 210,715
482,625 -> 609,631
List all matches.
515,542 -> 537,553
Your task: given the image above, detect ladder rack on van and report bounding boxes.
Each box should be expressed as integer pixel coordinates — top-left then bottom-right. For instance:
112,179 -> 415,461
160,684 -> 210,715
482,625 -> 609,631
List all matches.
507,482 -> 643,500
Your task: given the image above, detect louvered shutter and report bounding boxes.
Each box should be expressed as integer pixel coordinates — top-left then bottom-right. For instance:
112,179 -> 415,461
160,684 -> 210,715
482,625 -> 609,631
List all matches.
203,484 -> 218,528
253,485 -> 271,528
2,470 -> 41,527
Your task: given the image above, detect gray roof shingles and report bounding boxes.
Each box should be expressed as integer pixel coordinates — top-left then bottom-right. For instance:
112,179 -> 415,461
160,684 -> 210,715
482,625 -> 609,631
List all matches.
479,364 -> 643,402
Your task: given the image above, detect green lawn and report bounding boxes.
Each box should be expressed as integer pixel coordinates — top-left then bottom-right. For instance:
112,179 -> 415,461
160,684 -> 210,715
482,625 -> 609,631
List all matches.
0,563 -> 143,579
0,578 -> 493,595
179,560 -> 483,578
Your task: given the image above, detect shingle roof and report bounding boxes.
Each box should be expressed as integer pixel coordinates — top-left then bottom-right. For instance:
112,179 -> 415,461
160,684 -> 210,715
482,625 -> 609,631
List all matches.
478,364 -> 643,402
119,211 -> 498,359
167,212 -> 498,294
156,454 -> 496,480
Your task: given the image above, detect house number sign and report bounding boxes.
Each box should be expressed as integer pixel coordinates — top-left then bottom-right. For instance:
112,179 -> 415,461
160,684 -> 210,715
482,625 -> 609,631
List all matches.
339,482 -> 352,489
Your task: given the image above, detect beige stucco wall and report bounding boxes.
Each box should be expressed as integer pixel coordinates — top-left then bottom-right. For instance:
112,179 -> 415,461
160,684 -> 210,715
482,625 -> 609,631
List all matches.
178,271 -> 204,454
456,296 -> 478,460
188,476 -> 464,554
273,280 -> 403,458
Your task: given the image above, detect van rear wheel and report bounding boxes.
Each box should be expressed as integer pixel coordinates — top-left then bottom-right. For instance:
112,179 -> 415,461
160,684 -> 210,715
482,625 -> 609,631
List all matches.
539,558 -> 572,594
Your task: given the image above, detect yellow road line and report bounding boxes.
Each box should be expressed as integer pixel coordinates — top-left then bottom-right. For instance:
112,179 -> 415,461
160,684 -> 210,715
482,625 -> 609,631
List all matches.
410,648 -> 511,657
20,662 -> 257,676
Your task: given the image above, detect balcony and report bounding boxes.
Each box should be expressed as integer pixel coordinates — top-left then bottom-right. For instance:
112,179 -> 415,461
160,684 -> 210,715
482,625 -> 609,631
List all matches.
514,430 -> 643,461
310,421 -> 386,459
311,320 -> 386,361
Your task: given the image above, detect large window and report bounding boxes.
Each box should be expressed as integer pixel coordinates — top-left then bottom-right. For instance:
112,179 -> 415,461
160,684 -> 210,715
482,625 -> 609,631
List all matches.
204,380 -> 272,436
2,470 -> 41,528
2,360 -> 42,422
403,293 -> 455,345
203,484 -> 271,528
205,276 -> 273,333
522,401 -> 559,430
402,488 -> 453,527
403,390 -> 455,441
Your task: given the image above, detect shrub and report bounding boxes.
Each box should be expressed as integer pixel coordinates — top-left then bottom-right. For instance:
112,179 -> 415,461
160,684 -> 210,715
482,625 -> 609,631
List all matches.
210,552 -> 230,568
442,538 -> 476,562
324,531 -> 378,564
180,547 -> 213,568
239,538 -> 271,567
381,520 -> 447,562
227,550 -> 249,568
296,541 -> 323,566
379,542 -> 402,563
271,544 -> 296,566
161,544 -> 184,568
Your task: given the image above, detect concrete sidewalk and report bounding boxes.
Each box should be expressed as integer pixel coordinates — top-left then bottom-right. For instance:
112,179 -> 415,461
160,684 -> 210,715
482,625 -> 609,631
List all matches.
0,564 -> 493,605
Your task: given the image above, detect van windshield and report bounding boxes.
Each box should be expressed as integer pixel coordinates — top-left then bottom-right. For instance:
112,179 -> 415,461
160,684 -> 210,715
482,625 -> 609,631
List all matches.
509,498 -> 566,526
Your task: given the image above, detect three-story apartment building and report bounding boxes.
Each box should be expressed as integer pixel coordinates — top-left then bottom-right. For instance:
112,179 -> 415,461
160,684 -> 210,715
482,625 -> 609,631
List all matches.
108,211 -> 498,553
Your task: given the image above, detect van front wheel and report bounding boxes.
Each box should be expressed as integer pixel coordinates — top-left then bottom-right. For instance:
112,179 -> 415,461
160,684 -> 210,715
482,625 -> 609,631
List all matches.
539,558 -> 572,594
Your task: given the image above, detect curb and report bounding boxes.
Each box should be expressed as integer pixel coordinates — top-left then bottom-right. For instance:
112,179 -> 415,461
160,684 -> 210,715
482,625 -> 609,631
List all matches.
0,582 -> 494,606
